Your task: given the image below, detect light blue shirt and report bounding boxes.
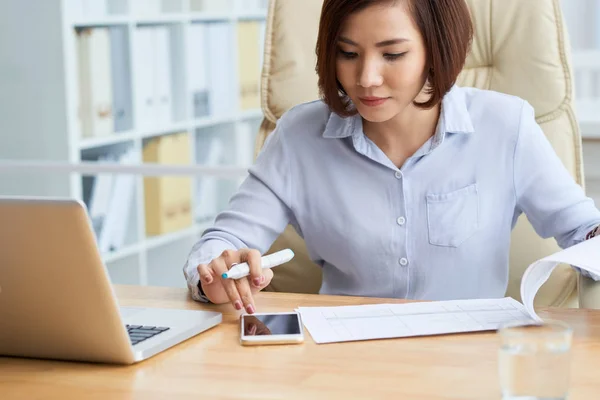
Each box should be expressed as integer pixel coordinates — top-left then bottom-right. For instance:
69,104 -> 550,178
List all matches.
183,85 -> 600,302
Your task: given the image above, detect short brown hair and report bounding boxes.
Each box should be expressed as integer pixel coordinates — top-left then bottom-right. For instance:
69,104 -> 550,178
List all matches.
315,0 -> 474,116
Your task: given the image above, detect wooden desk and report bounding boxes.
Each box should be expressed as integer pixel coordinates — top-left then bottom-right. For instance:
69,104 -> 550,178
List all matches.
2,285 -> 600,399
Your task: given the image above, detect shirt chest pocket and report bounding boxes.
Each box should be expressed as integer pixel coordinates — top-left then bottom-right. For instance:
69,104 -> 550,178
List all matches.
426,183 -> 479,247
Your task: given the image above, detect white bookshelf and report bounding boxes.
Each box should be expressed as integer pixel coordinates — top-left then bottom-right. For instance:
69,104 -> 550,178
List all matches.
0,0 -> 268,288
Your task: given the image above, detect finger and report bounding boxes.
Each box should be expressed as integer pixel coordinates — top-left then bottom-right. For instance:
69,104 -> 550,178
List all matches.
249,324 -> 257,336
211,257 -> 243,311
196,263 -> 214,285
221,249 -> 241,270
240,249 -> 263,288
250,268 -> 273,294
235,277 -> 256,314
257,325 -> 271,335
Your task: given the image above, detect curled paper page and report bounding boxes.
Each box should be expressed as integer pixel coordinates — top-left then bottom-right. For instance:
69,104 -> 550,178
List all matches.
521,236 -> 600,321
296,236 -> 600,344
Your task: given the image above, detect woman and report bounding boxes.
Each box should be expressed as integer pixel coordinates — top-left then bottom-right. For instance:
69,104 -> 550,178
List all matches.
183,0 -> 600,314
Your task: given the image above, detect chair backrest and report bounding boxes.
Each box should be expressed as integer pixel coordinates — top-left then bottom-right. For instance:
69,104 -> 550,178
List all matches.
256,0 -> 584,308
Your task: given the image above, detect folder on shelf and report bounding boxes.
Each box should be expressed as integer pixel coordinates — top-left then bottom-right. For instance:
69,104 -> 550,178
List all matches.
188,23 -> 210,118
206,22 -> 236,117
88,154 -> 116,240
134,27 -> 156,131
237,21 -> 261,110
109,27 -> 133,132
97,149 -> 137,254
235,122 -> 254,169
143,132 -> 193,236
190,0 -> 233,13
77,27 -> 115,138
135,26 -> 174,130
237,0 -> 267,13
196,136 -> 224,222
130,0 -> 161,16
154,26 -> 173,127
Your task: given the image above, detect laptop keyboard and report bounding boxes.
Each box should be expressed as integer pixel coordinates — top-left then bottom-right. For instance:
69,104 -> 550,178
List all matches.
126,325 -> 170,346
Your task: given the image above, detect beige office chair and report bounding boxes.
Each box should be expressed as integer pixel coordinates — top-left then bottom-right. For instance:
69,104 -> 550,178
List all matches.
255,0 -> 600,309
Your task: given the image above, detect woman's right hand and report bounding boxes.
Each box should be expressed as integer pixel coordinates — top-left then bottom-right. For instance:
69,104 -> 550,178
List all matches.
196,248 -> 273,314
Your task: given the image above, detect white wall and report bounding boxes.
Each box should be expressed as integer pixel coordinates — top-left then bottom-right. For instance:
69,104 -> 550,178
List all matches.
561,0 -> 600,49
561,0 -> 600,206
0,0 -> 71,197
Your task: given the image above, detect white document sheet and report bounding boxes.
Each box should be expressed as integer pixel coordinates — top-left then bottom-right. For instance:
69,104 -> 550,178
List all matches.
298,236 -> 600,344
298,297 -> 533,344
521,235 -> 600,321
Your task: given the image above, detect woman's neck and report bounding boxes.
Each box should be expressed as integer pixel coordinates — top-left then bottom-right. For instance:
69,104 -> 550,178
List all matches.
362,102 -> 441,169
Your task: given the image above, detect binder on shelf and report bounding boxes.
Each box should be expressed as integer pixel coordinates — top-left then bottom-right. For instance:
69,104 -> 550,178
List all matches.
67,0 -> 114,20
77,27 -> 115,138
188,23 -> 210,118
206,22 -> 236,117
107,149 -> 137,250
235,122 -> 253,186
88,154 -> 116,240
109,27 -> 133,132
130,0 -> 161,16
237,21 -> 261,110
235,122 -> 254,167
161,0 -> 182,13
134,26 -> 174,131
134,27 -> 155,131
154,26 -> 173,127
196,136 -> 224,222
143,132 -> 193,236
236,0 -> 268,13
190,0 -> 233,13
97,149 -> 137,253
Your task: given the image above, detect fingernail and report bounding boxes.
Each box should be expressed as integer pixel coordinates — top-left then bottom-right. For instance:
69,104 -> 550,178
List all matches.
203,275 -> 212,284
253,277 -> 261,287
246,304 -> 255,314
234,301 -> 242,310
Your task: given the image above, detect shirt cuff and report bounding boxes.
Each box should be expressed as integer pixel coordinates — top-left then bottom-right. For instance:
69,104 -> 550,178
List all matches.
586,225 -> 600,240
576,225 -> 600,281
183,239 -> 237,303
183,259 -> 211,303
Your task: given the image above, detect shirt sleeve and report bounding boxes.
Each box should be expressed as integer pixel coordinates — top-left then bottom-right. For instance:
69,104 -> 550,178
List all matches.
183,116 -> 294,301
513,101 -> 600,281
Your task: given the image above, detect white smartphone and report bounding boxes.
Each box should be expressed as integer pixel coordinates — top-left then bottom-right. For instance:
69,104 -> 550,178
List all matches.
240,312 -> 305,346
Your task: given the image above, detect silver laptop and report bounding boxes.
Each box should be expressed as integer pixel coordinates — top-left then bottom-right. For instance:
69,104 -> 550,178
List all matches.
0,196 -> 222,364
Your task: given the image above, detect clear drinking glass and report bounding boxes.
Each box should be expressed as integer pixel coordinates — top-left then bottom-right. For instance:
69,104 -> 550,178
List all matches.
498,320 -> 573,400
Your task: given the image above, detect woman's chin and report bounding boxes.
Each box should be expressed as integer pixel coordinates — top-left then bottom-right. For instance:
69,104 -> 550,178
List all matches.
357,107 -> 396,123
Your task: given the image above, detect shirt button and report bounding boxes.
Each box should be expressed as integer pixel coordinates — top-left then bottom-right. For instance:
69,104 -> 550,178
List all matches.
395,171 -> 402,179
399,258 -> 408,266
397,217 -> 406,226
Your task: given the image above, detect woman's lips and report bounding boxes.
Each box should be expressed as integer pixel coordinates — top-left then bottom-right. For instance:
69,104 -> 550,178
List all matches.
359,97 -> 389,107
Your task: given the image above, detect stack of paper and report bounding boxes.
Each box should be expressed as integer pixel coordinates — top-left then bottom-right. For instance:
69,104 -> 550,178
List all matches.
298,236 -> 600,344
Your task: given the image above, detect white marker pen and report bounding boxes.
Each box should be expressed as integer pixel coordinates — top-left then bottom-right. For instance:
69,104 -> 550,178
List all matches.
221,249 -> 295,280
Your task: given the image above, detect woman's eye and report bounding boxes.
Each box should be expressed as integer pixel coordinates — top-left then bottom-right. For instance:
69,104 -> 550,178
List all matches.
384,52 -> 407,61
339,49 -> 358,59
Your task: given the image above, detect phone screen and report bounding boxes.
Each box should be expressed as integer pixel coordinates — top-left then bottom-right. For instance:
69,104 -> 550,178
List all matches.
242,313 -> 301,336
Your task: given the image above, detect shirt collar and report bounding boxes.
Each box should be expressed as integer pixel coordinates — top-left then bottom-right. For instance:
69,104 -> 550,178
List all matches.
322,85 -> 475,140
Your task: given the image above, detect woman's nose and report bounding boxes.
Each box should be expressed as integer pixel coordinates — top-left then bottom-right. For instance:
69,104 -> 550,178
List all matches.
357,60 -> 383,88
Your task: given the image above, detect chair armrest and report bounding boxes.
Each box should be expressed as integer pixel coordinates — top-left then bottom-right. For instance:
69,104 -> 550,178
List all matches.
578,273 -> 600,309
